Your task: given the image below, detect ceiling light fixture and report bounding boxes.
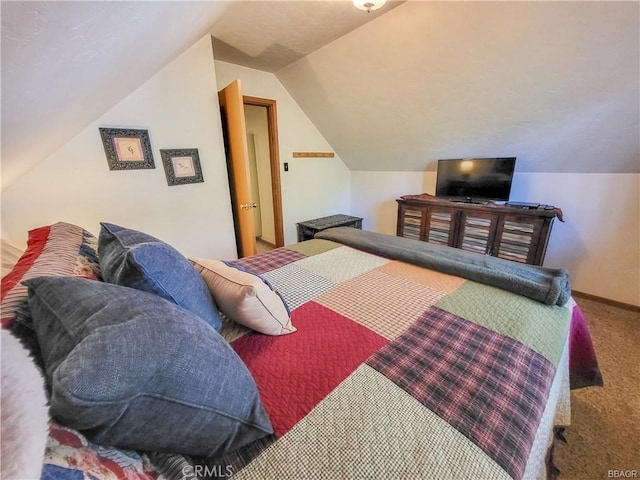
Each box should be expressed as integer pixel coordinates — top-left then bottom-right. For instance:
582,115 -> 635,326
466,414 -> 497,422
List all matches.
353,0 -> 387,13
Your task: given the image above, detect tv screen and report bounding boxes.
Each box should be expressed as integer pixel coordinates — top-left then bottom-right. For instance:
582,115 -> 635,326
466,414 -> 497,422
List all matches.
435,157 -> 516,202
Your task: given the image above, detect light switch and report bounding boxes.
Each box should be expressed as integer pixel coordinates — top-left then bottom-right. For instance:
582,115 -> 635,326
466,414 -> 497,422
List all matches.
284,162 -> 289,172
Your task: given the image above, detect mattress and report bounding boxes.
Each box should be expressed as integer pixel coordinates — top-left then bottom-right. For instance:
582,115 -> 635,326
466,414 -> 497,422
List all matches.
40,236 -> 575,480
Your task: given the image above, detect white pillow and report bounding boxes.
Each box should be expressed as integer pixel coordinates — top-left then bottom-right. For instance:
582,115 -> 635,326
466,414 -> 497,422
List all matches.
190,258 -> 295,336
1,329 -> 49,480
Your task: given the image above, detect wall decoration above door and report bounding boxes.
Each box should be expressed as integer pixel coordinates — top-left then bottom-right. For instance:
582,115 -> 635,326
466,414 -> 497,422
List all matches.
160,148 -> 204,186
99,128 -> 155,170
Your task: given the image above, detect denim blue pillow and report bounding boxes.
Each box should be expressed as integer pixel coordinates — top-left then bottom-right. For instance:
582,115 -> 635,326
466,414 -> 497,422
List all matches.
98,223 -> 221,331
23,276 -> 273,457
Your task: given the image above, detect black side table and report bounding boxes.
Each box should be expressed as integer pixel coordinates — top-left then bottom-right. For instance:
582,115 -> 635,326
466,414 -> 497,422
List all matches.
297,214 -> 363,242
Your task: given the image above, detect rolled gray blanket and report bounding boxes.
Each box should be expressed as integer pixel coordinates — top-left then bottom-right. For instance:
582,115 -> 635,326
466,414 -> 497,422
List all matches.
315,227 -> 570,306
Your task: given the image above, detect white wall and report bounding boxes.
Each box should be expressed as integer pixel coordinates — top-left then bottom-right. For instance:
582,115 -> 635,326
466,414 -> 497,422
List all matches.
214,61 -> 351,245
1,36 -> 237,259
348,172 -> 431,235
351,172 -> 640,307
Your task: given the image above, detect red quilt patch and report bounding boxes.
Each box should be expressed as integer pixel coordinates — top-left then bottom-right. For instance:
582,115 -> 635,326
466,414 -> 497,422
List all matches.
232,301 -> 388,437
1,225 -> 50,301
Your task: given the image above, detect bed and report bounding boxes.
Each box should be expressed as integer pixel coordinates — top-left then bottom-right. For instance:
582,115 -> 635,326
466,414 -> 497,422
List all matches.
0,222 -> 602,480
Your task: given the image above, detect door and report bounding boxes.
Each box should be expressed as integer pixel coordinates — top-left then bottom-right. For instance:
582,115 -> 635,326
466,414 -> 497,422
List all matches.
424,206 -> 458,246
456,211 -> 499,255
218,79 -> 256,257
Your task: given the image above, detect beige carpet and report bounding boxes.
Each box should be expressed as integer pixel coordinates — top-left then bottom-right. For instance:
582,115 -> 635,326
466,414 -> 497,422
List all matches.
255,238 -> 275,254
554,297 -> 640,479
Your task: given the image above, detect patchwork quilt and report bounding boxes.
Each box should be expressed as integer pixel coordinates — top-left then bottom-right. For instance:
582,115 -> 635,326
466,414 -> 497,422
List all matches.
40,238 -> 578,480
218,239 -> 570,480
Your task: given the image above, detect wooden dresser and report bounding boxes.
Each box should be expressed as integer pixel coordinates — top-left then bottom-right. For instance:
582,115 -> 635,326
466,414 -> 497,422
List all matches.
396,194 -> 561,266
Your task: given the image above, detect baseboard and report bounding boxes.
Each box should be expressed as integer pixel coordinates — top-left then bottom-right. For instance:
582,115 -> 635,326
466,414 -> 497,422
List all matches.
572,290 -> 640,312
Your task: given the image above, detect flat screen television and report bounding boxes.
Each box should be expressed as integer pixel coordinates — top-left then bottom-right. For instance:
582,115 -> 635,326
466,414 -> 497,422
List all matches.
435,157 -> 516,203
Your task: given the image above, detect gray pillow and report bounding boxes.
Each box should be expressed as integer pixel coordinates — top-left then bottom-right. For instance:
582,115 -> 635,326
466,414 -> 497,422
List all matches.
24,276 -> 273,457
98,222 -> 221,331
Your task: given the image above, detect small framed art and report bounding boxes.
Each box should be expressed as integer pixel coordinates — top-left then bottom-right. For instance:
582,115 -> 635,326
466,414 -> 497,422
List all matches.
99,128 -> 155,170
160,148 -> 204,186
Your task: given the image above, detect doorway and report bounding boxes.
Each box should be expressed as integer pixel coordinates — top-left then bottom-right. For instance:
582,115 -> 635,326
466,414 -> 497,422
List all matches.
219,80 -> 284,257
243,96 -> 284,250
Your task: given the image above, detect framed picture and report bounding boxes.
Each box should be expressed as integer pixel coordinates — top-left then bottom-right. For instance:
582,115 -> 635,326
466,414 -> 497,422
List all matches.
99,128 -> 155,170
160,148 -> 204,186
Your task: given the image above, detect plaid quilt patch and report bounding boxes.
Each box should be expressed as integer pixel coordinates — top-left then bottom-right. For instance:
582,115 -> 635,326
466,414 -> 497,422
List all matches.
378,260 -> 465,293
293,246 -> 389,284
262,264 -> 335,311
283,239 -> 342,257
230,248 -> 305,274
315,268 -> 446,339
366,306 -> 555,480
436,281 -> 569,366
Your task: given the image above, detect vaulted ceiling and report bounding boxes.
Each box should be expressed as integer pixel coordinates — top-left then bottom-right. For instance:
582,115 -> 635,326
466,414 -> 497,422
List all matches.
2,1 -> 638,190
210,1 -> 404,73
273,1 -> 639,174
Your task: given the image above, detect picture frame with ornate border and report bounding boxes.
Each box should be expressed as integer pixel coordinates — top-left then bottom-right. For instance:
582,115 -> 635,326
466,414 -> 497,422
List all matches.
160,148 -> 204,186
99,127 -> 155,170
